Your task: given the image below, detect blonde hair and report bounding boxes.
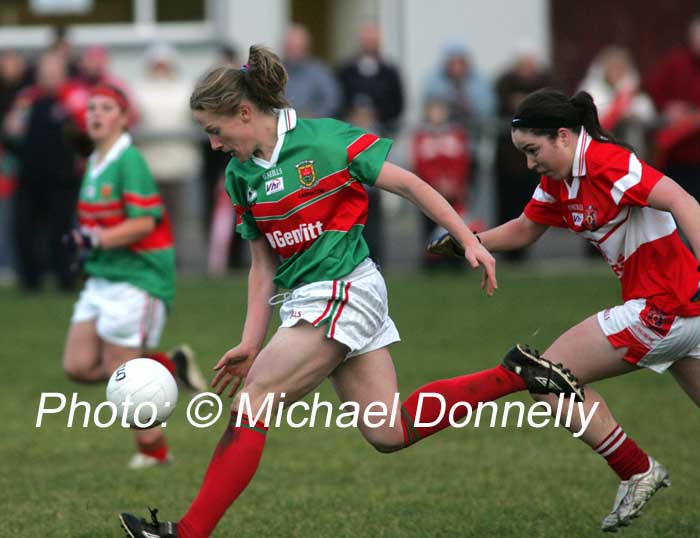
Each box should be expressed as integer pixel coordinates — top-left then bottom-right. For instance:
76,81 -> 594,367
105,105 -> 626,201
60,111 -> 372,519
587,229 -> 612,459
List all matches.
190,45 -> 289,115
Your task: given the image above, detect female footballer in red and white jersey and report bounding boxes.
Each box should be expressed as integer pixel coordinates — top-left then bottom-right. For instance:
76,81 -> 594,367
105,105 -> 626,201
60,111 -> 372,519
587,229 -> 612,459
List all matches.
432,87 -> 700,531
118,47 -> 582,538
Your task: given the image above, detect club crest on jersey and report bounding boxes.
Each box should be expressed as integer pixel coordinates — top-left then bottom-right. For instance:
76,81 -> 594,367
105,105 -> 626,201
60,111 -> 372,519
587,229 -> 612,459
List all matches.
100,184 -> 113,199
296,160 -> 317,188
584,205 -> 598,229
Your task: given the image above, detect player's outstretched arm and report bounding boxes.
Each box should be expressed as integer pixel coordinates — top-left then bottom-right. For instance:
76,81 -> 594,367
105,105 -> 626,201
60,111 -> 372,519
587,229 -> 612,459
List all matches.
374,161 -> 497,295
427,215 -> 548,289
212,236 -> 278,396
478,213 -> 549,252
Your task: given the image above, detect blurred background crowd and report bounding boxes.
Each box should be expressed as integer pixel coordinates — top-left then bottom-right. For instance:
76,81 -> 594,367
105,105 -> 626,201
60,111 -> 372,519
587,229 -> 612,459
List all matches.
1,0 -> 699,291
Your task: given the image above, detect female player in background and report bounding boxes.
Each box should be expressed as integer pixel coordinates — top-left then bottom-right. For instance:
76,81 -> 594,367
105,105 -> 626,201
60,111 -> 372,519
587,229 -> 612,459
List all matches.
431,87 -> 700,531
119,47 -> 581,538
62,85 -> 205,470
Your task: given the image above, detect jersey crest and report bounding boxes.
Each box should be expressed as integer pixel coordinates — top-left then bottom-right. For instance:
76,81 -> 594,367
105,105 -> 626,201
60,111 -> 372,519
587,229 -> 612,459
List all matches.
296,160 -> 317,188
584,205 -> 598,230
101,184 -> 113,199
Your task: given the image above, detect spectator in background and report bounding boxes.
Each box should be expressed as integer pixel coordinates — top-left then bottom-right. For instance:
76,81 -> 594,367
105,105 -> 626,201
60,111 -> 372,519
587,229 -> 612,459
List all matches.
412,90 -> 471,269
283,24 -> 340,118
0,50 -> 31,120
337,22 -> 404,136
579,46 -> 655,159
494,44 -> 557,262
346,95 -> 385,266
48,25 -> 79,78
423,43 -> 494,135
644,14 -> 700,201
197,44 -> 248,276
201,44 -> 240,234
0,50 -> 31,282
3,52 -> 87,292
132,43 -> 200,266
77,45 -> 139,127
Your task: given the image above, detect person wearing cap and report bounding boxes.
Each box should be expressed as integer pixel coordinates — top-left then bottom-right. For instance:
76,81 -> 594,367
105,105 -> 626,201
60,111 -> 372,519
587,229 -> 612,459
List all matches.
62,85 -> 206,470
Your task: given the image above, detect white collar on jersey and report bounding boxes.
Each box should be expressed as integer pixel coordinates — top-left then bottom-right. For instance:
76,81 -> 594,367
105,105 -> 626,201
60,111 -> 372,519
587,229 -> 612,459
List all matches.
571,127 -> 592,179
88,132 -> 132,181
564,127 -> 592,199
250,108 -> 297,169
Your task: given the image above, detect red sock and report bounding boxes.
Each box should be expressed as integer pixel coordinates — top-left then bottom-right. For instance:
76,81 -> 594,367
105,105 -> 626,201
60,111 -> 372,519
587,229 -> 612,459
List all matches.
146,351 -> 176,376
595,426 -> 650,480
400,365 -> 526,445
178,412 -> 268,538
138,438 -> 169,461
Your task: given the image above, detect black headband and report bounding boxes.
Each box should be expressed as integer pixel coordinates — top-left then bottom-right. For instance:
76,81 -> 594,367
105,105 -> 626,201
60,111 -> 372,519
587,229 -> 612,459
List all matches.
512,102 -> 582,129
511,115 -> 580,129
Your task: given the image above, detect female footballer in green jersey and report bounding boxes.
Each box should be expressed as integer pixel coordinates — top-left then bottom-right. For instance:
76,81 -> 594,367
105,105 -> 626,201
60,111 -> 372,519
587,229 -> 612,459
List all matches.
120,46 -> 580,538
62,85 -> 205,470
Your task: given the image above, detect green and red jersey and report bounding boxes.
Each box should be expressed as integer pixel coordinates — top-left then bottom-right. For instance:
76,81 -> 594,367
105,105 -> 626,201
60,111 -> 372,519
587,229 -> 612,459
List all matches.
225,108 -> 392,289
77,133 -> 175,305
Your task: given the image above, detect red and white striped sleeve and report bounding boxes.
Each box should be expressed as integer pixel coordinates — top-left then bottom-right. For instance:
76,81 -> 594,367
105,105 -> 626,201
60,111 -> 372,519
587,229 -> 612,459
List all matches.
523,178 -> 564,227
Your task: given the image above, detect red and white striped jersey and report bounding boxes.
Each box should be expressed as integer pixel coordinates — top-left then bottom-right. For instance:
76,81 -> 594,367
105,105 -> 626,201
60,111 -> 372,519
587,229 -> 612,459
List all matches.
524,129 -> 700,317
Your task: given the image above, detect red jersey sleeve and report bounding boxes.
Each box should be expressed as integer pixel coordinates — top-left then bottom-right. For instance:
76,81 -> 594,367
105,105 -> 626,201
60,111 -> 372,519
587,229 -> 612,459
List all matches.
523,178 -> 565,227
588,145 -> 664,208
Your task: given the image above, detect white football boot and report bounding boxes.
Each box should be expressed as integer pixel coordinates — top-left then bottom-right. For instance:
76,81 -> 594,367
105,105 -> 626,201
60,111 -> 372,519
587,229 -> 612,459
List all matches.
128,452 -> 173,470
601,456 -> 671,532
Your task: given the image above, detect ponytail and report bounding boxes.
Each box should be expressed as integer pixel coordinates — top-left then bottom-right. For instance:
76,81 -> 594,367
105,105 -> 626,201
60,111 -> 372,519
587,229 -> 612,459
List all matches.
512,88 -> 633,151
190,44 -> 289,115
243,45 -> 289,111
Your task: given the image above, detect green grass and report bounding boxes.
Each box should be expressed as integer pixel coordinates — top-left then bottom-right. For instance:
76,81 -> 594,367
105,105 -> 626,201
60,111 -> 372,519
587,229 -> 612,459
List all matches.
2,268 -> 698,537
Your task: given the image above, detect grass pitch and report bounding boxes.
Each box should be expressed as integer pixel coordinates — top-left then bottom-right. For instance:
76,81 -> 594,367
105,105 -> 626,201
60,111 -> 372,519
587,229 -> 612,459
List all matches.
2,267 -> 697,537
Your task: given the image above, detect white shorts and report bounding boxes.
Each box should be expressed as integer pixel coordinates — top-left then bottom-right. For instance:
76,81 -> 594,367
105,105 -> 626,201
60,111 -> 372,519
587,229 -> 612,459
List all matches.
279,258 -> 400,359
71,277 -> 166,349
597,298 -> 700,373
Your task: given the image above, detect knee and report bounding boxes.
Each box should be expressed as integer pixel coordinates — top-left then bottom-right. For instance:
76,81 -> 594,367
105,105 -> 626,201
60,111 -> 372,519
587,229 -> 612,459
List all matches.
63,358 -> 88,382
364,430 -> 405,454
63,351 -> 105,382
371,441 -> 404,454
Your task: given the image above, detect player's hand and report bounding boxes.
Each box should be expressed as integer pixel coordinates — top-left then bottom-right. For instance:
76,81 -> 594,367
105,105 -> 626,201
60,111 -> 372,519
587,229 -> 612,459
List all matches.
427,232 -> 498,296
62,227 -> 100,272
63,227 -> 100,251
211,343 -> 259,397
463,242 -> 498,296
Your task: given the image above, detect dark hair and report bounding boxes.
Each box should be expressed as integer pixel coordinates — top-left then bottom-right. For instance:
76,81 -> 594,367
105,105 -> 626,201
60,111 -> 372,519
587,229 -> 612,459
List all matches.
190,45 -> 289,115
511,87 -> 633,151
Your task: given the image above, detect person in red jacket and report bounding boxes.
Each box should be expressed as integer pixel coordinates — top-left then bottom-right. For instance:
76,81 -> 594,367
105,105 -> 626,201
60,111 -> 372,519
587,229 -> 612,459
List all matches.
411,92 -> 472,268
643,14 -> 700,198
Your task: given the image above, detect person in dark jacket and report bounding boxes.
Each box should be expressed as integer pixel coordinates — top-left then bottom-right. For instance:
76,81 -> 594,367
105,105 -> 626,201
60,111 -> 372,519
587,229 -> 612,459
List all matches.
337,22 -> 404,137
